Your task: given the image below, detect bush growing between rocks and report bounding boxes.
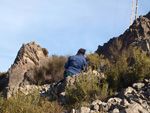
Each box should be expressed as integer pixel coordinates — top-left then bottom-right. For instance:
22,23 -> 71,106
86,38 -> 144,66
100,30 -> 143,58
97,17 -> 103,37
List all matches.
0,90 -> 64,113
0,72 -> 6,78
86,53 -> 109,71
105,47 -> 150,92
65,71 -> 108,108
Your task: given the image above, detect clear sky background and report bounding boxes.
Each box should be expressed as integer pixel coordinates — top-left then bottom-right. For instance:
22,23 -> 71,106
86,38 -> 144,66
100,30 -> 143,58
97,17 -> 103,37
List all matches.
0,0 -> 150,72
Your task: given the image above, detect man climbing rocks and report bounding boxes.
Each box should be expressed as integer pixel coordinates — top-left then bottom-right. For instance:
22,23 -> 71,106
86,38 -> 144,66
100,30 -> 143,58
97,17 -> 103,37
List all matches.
54,48 -> 88,87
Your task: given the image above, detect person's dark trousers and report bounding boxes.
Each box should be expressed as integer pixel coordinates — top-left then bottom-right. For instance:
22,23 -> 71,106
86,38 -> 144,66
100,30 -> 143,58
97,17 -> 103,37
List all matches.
54,71 -> 74,87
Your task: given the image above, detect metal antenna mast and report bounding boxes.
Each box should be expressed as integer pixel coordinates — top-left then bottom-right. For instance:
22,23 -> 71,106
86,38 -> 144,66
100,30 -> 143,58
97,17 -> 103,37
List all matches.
130,0 -> 139,26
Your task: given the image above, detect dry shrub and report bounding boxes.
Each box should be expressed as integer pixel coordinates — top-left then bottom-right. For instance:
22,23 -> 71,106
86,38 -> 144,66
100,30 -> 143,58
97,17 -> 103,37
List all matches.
48,55 -> 68,83
34,55 -> 68,85
0,90 -> 64,113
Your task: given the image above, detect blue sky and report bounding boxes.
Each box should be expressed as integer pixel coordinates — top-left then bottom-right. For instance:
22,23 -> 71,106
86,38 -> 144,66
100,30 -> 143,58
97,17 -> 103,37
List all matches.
0,0 -> 150,72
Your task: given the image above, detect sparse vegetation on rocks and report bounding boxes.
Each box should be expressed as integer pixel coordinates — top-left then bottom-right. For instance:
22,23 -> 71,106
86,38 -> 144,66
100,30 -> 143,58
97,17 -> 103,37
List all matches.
105,47 -> 150,92
0,90 -> 64,113
0,11 -> 150,113
65,71 -> 108,108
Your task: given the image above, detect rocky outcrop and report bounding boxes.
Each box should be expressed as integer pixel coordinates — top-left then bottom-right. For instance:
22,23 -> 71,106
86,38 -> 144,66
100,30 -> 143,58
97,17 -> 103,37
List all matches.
3,41 -> 52,98
96,12 -> 150,60
71,79 -> 150,113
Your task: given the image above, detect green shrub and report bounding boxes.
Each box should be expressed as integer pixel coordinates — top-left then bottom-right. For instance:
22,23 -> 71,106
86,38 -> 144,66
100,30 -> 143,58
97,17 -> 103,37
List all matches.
0,90 -> 64,113
105,56 -> 129,91
65,71 -> 108,108
0,72 -> 6,79
105,47 -> 150,92
130,47 -> 150,80
86,53 -> 109,71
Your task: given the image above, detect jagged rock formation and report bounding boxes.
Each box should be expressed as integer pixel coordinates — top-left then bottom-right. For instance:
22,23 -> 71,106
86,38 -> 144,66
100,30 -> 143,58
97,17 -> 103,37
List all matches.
96,12 -> 150,60
3,41 -> 51,98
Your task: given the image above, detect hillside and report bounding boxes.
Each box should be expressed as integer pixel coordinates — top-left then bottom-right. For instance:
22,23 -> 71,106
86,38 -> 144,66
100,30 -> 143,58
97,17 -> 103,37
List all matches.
96,12 -> 150,60
0,12 -> 150,113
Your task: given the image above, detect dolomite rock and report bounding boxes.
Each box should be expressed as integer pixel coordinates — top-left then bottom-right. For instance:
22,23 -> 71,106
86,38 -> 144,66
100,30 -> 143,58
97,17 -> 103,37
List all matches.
3,41 -> 51,98
132,83 -> 145,90
96,12 -> 150,60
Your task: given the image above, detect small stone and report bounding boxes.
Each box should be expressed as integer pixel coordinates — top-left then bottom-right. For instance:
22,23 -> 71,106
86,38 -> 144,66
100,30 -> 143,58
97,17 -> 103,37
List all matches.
93,104 -> 99,111
119,87 -> 137,99
132,83 -> 145,90
71,109 -> 76,113
60,92 -> 66,96
144,79 -> 149,83
107,98 -> 122,104
77,107 -> 90,113
90,110 -> 96,113
110,108 -> 119,113
60,110 -> 68,113
91,100 -> 102,106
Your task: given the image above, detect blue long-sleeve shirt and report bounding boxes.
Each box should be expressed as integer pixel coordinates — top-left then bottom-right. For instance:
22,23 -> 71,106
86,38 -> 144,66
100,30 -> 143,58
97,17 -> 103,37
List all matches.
65,53 -> 88,75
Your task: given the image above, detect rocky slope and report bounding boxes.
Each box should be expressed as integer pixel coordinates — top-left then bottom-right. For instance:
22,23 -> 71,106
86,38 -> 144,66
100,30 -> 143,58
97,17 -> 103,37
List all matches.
96,12 -> 150,60
0,11 -> 150,113
71,79 -> 150,113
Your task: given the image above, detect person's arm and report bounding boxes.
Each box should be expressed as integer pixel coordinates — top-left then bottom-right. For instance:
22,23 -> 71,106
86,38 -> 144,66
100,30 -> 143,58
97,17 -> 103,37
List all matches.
64,57 -> 70,69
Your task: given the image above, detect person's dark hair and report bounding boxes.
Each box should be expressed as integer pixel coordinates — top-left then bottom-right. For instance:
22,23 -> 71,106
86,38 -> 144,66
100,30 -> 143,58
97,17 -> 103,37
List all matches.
77,48 -> 86,55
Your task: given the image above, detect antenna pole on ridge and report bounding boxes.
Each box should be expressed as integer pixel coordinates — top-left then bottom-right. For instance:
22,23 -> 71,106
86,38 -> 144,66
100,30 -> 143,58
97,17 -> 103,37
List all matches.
130,0 -> 138,26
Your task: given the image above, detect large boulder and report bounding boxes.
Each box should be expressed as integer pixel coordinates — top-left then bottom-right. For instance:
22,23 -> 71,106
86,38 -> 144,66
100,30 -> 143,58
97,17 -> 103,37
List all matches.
3,41 -> 52,98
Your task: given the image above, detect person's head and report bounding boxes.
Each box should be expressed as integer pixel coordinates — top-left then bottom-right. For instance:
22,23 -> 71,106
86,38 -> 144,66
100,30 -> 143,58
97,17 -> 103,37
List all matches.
77,48 -> 86,55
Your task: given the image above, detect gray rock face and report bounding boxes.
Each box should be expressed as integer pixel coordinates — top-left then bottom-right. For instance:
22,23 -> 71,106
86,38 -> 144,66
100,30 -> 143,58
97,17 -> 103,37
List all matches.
96,12 -> 150,60
4,41 -> 51,98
